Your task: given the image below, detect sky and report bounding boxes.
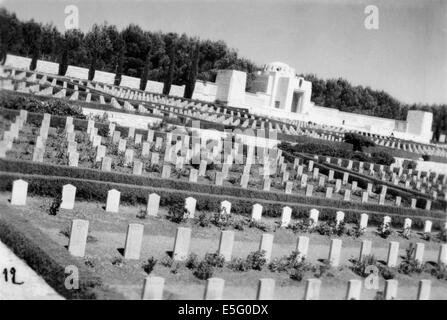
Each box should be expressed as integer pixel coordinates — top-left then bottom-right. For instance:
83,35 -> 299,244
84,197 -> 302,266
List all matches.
1,0 -> 446,105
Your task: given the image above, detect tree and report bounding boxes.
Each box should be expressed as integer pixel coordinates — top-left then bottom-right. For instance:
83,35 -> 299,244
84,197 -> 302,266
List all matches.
84,23 -> 113,80
344,132 -> 375,152
58,29 -> 84,76
163,35 -> 176,95
184,40 -> 200,99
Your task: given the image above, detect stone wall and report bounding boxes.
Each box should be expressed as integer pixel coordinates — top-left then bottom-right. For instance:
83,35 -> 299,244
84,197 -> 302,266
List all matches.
65,66 -> 89,80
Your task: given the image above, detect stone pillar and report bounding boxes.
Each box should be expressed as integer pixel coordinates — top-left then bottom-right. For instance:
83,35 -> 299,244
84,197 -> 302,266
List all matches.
281,206 -> 292,227
328,239 -> 342,267
61,184 -> 76,210
386,241 -> 399,267
142,276 -> 165,300
359,240 -> 372,260
438,244 -> 447,265
256,278 -> 275,300
106,189 -> 121,213
11,179 -> 28,206
68,219 -> 89,257
345,279 -> 362,300
384,279 -> 398,300
217,230 -> 234,262
304,278 -> 321,300
259,234 -> 274,262
173,227 -> 191,261
124,223 -> 144,260
251,203 -> 263,221
295,236 -> 309,261
204,278 -> 225,300
416,279 -> 431,300
146,193 -> 161,216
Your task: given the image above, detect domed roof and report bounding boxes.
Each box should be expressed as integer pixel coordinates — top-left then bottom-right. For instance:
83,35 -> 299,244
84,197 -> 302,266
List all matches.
263,61 -> 295,76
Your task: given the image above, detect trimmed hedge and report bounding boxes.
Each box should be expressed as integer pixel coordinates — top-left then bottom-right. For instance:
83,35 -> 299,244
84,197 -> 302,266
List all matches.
1,158 -> 445,219
0,204 -> 124,299
0,171 -> 444,231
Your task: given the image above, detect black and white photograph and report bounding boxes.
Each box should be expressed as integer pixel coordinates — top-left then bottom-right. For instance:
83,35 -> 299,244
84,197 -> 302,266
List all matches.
0,0 -> 446,306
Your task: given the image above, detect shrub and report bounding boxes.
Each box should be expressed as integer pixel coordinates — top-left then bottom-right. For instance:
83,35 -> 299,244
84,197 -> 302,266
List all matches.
351,254 -> 378,277
344,133 -> 375,152
203,253 -> 225,268
245,250 -> 267,271
377,223 -> 393,239
398,243 -> 424,275
288,218 -> 316,233
185,253 -> 200,269
142,257 -> 157,274
313,260 -> 335,278
378,265 -> 396,280
0,95 -> 86,119
227,257 -> 250,272
197,212 -> 211,227
48,193 -> 62,216
346,225 -> 366,238
193,261 -> 214,280
160,256 -> 173,268
111,256 -> 124,267
167,201 -> 188,223
427,263 -> 447,280
370,151 -> 395,166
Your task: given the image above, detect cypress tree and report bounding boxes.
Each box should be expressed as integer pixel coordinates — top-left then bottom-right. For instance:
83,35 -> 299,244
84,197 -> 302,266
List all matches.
163,37 -> 176,95
184,41 -> 200,99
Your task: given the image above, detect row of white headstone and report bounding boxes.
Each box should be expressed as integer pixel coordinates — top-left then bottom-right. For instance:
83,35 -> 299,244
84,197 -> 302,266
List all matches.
141,276 -> 433,300
10,179 -> 444,235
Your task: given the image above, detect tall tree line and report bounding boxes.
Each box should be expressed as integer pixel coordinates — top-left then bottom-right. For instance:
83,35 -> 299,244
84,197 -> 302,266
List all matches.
0,8 -> 257,96
0,8 -> 446,139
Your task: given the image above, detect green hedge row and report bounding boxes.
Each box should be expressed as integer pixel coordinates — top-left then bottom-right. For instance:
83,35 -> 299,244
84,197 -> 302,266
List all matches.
0,171 -> 444,231
0,204 -> 124,299
1,157 -> 446,220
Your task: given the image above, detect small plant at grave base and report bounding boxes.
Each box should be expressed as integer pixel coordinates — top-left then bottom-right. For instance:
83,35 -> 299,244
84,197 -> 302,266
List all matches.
398,243 -> 424,275
427,263 -> 447,280
421,232 -> 431,242
193,261 -> 214,280
438,229 -> 447,243
245,250 -> 267,271
170,261 -> 182,274
142,257 -> 158,275
401,227 -> 412,240
167,202 -> 189,223
288,218 -> 315,234
160,256 -> 173,268
377,223 -> 393,239
227,257 -> 250,272
248,220 -> 273,232
203,253 -> 225,268
197,212 -> 211,227
136,209 -> 147,220
313,259 -> 335,278
48,193 -> 62,216
378,265 -> 396,280
231,216 -> 247,231
185,253 -> 200,269
315,220 -> 346,237
111,256 -> 124,267
351,254 -> 377,277
84,256 -> 95,268
347,225 -> 366,238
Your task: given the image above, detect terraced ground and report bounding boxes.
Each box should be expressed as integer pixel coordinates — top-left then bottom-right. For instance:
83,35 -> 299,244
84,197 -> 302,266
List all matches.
1,193 -> 446,300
